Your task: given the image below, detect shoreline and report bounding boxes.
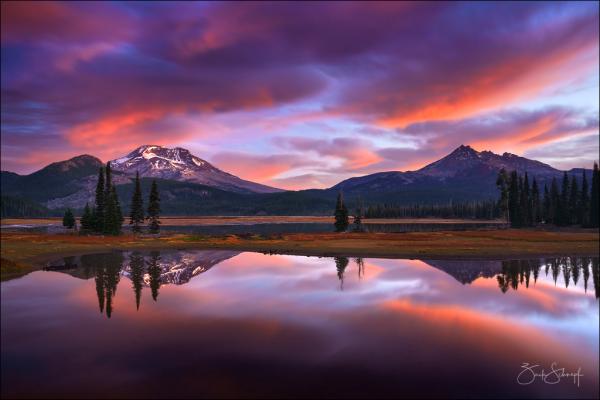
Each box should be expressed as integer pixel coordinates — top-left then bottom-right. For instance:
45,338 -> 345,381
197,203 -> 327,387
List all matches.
2,230 -> 598,281
0,216 -> 507,226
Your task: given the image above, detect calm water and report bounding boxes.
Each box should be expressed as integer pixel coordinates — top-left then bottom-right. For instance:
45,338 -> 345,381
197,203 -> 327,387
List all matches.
1,252 -> 598,399
1,221 -> 506,235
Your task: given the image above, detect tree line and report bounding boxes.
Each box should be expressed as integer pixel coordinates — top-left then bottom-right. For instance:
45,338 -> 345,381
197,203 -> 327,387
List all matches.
62,164 -> 162,235
363,200 -> 500,220
332,191 -> 501,232
496,163 -> 599,228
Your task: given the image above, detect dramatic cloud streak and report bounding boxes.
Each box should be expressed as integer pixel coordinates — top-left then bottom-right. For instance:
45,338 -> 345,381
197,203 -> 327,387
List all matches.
1,1 -> 598,186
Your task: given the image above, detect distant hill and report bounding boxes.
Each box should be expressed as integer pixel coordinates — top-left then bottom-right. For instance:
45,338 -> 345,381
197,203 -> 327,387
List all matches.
0,145 -> 593,216
332,145 -> 591,203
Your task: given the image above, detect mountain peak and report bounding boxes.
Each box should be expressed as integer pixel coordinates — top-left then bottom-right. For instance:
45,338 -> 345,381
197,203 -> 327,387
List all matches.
110,145 -> 282,194
449,144 -> 479,157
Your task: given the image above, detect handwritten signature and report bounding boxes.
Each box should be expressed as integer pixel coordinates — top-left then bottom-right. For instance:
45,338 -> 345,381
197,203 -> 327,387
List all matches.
517,362 -> 583,387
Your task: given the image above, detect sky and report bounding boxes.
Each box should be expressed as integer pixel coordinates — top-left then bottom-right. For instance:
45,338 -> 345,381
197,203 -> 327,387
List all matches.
1,1 -> 599,189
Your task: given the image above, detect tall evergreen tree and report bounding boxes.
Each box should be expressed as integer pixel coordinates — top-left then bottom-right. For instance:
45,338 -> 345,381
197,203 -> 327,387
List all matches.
334,191 -> 349,232
496,168 -> 510,222
80,203 -> 93,232
129,171 -> 144,233
591,162 -> 600,228
522,173 -> 532,226
568,175 -> 579,225
542,184 -> 550,223
112,186 -> 124,235
62,208 -> 75,229
550,177 -> 560,225
147,180 -> 161,234
559,172 -> 570,226
531,178 -> 540,224
579,171 -> 589,226
508,171 -> 520,227
94,167 -> 105,233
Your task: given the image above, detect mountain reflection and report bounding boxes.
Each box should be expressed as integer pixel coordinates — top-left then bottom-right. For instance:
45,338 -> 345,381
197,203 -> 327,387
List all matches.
46,253 -> 599,318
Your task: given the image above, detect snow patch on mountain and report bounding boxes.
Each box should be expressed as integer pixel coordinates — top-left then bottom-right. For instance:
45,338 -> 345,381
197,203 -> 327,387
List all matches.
110,145 -> 282,194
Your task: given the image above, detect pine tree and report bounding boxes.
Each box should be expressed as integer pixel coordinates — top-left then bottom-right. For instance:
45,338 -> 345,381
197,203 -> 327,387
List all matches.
591,162 -> 600,228
62,208 -> 75,229
559,172 -> 570,226
508,171 -> 520,227
542,184 -> 550,223
129,171 -> 144,233
568,175 -> 579,225
103,162 -> 113,234
94,167 -> 105,233
80,202 -> 93,232
334,191 -> 349,232
496,168 -> 509,222
111,186 -> 123,235
550,177 -> 560,225
531,178 -> 540,224
579,171 -> 589,226
522,173 -> 532,226
147,180 -> 161,234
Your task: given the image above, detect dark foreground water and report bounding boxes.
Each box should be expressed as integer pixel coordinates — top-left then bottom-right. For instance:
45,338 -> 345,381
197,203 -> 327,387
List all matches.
1,252 -> 598,399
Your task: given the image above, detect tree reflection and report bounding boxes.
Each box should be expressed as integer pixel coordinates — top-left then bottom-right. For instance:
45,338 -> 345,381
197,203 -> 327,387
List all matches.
355,257 -> 365,280
497,256 -> 599,298
335,257 -> 349,290
80,253 -> 123,318
129,252 -> 145,311
147,251 -> 162,301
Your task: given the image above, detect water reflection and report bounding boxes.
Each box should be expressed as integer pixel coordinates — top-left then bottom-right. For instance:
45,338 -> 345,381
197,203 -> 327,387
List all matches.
2,251 -> 598,398
496,258 -> 599,297
45,253 -> 600,318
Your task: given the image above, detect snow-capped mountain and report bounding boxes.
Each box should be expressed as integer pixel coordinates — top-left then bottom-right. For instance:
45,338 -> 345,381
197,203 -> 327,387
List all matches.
120,250 -> 240,285
58,250 -> 240,286
110,145 -> 282,194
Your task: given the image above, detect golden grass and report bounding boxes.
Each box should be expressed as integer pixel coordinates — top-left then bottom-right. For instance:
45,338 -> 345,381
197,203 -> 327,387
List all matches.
1,229 -> 598,280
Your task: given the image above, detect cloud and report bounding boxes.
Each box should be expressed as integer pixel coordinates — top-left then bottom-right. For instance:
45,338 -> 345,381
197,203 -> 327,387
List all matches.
395,106 -> 599,154
1,1 -> 598,182
274,136 -> 382,172
524,133 -> 599,170
209,152 -> 317,185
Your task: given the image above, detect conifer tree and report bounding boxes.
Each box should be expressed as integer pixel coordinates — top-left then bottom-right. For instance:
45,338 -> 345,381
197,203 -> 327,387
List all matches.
334,191 -> 349,232
103,162 -> 113,234
542,184 -> 550,223
80,202 -> 93,232
496,168 -> 510,222
559,172 -> 570,226
147,180 -> 161,234
579,171 -> 589,226
62,208 -> 75,229
522,173 -> 531,226
531,178 -> 540,224
94,167 -> 105,233
591,162 -> 600,228
111,186 -> 124,235
550,177 -> 560,225
568,175 -> 578,225
508,171 -> 520,227
129,172 -> 144,233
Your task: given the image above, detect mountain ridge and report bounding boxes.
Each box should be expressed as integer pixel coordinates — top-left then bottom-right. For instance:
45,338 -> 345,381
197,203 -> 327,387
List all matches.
1,144 -> 593,215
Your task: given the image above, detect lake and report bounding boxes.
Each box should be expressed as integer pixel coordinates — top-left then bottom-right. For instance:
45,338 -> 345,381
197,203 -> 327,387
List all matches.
1,251 -> 598,398
0,221 -> 506,235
